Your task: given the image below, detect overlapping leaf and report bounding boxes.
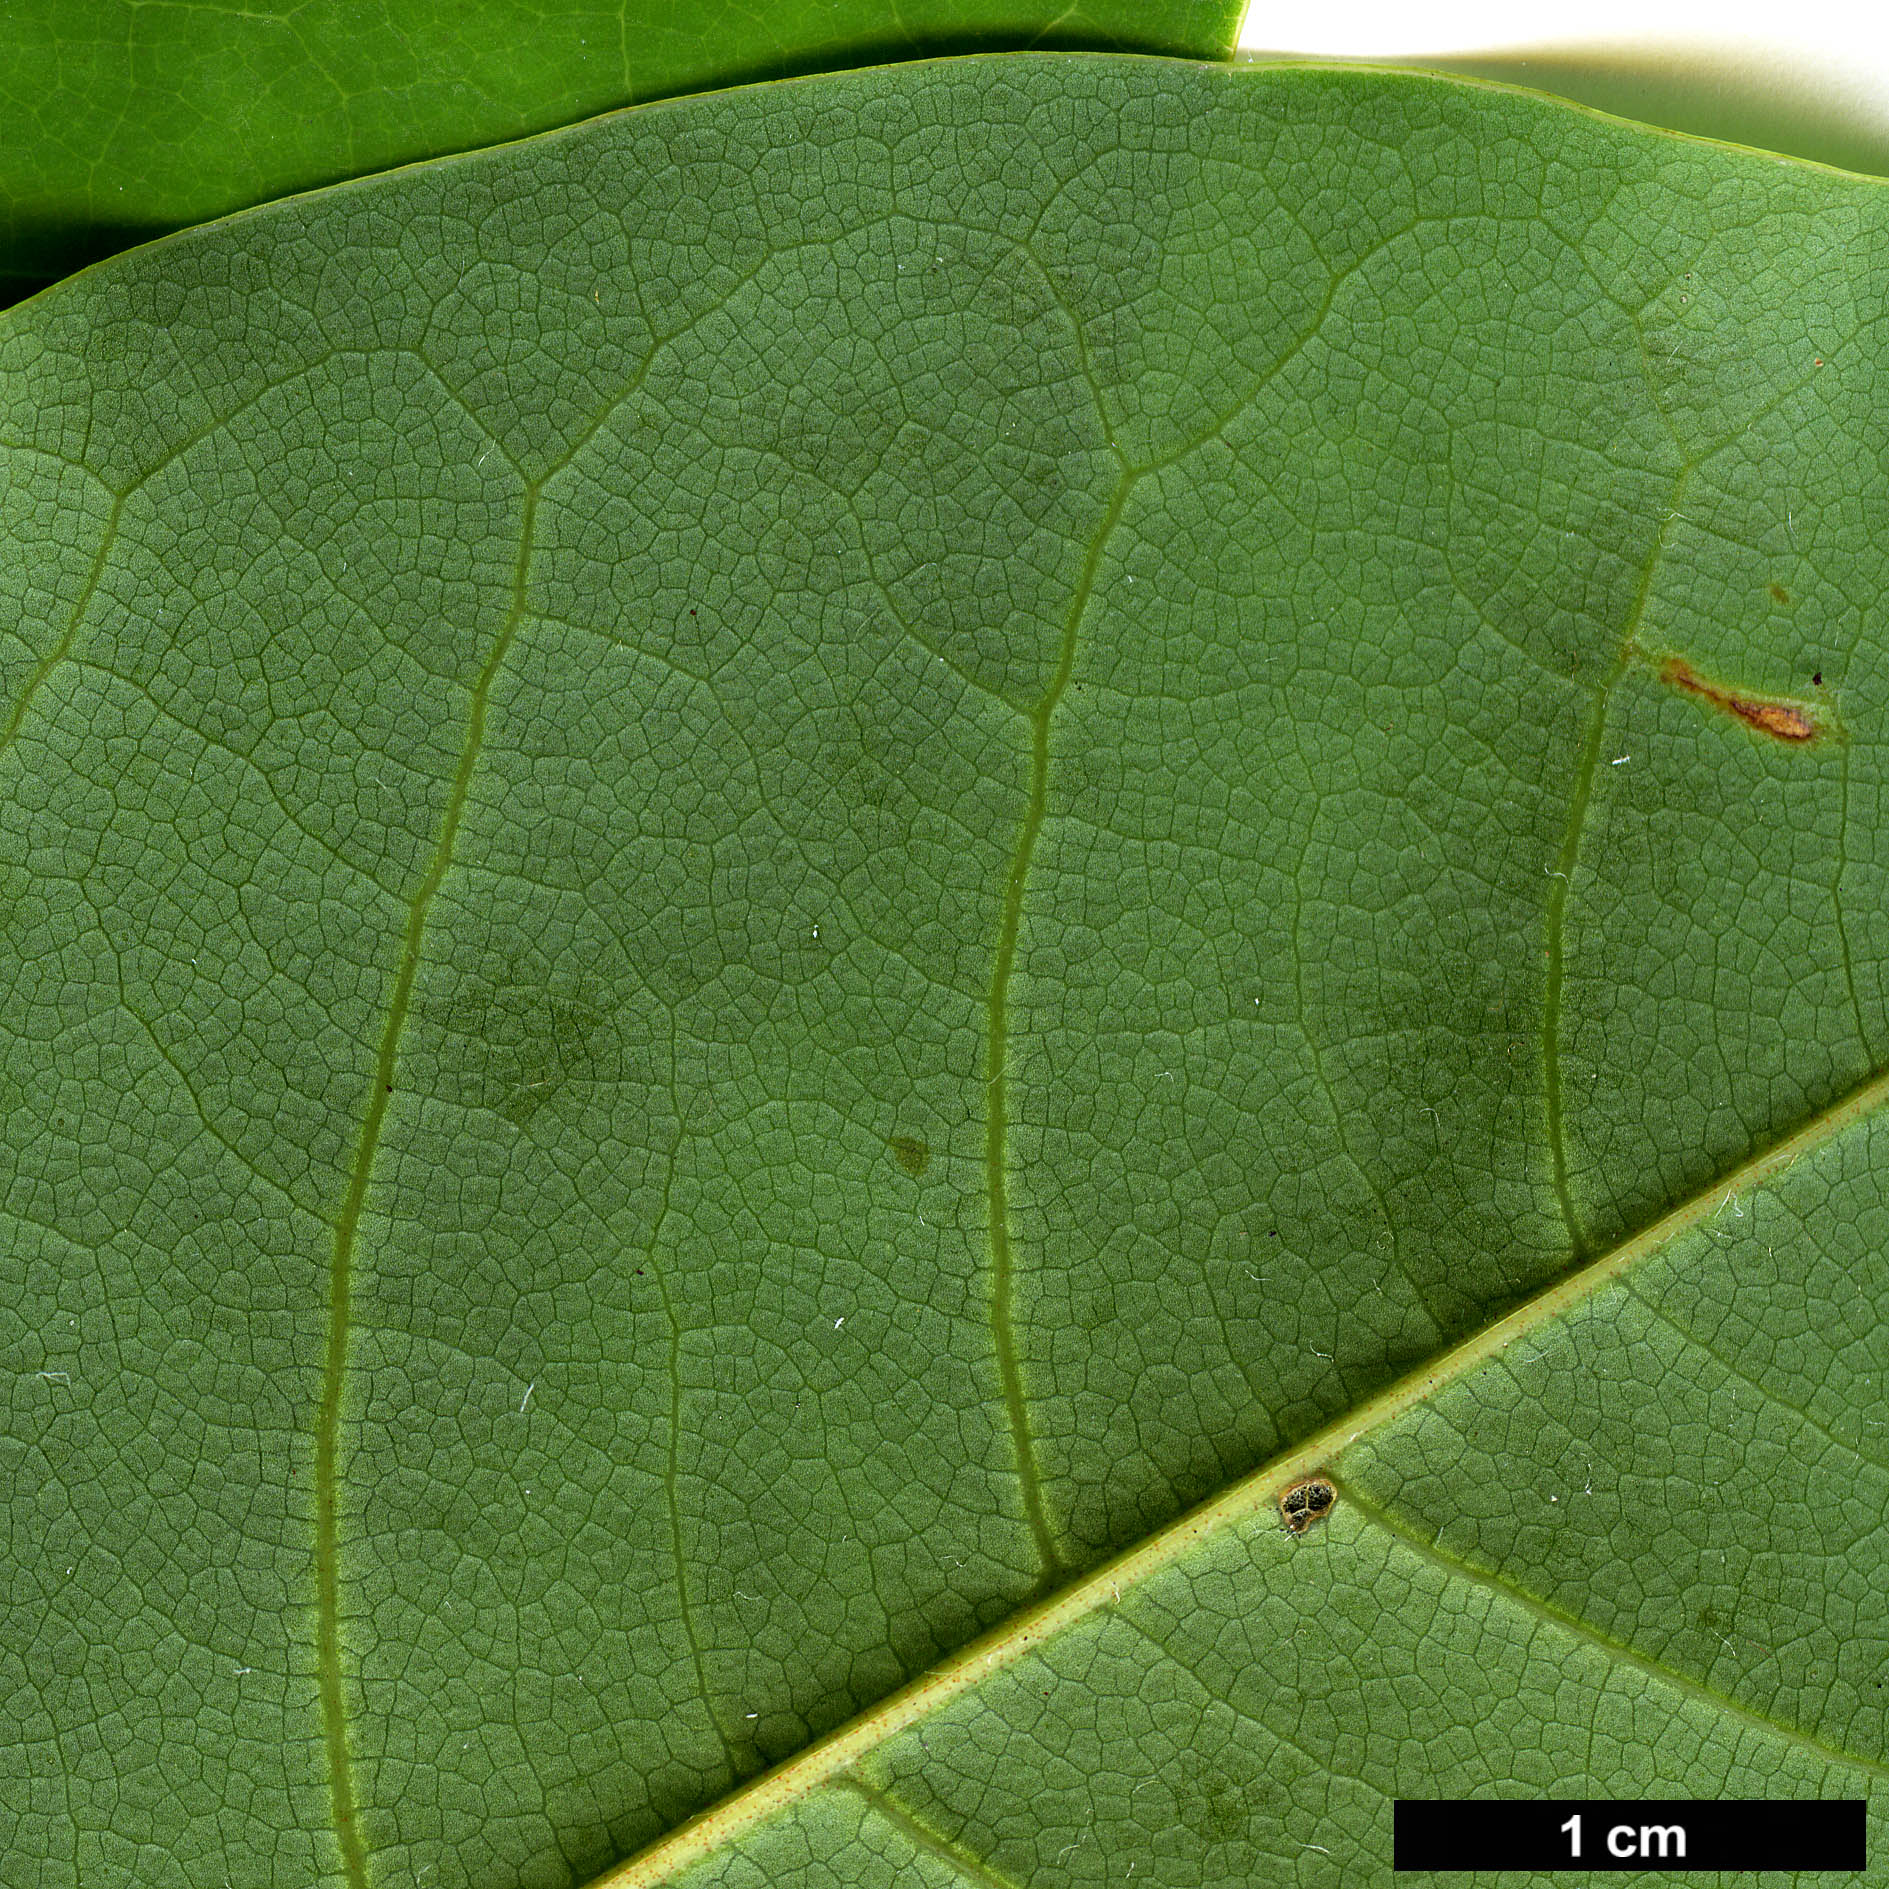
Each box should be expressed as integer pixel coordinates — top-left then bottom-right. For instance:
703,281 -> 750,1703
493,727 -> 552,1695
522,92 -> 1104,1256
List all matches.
0,0 -> 1241,298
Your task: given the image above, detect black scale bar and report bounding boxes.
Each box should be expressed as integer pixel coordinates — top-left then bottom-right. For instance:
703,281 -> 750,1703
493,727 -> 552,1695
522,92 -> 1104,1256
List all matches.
1394,1799 -> 1866,1871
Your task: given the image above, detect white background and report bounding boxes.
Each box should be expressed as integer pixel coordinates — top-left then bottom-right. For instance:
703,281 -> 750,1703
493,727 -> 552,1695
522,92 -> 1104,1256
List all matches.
1239,0 -> 1889,177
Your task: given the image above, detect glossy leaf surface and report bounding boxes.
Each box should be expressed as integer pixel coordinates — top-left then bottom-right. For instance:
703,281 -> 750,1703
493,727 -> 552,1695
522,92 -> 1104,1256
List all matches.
1,54 -> 1884,1888
0,0 -> 1241,296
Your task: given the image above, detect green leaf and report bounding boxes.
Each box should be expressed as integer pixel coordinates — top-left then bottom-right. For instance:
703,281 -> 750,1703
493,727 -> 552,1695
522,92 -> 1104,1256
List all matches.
3,52 -> 1885,1888
0,0 -> 1242,299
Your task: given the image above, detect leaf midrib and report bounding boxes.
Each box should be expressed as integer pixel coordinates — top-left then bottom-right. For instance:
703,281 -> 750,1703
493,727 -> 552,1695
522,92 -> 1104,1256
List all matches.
595,1057 -> 1889,1887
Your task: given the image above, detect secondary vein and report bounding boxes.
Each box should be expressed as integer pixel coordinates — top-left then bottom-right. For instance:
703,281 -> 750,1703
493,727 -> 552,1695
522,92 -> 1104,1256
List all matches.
1541,467 -> 1690,1262
0,493 -> 124,764
1344,1482 -> 1889,1785
984,470 -> 1135,1587
839,1775 -> 1028,1889
1834,727 -> 1870,1060
0,355 -> 351,768
646,1029 -> 742,1783
315,483 -> 540,1889
308,296 -> 735,1883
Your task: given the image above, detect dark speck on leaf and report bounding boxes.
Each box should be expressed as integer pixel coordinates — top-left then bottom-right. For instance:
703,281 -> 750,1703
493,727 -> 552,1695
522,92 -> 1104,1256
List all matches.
1769,584 -> 1790,605
1280,1475 -> 1336,1535
890,1135 -> 929,1177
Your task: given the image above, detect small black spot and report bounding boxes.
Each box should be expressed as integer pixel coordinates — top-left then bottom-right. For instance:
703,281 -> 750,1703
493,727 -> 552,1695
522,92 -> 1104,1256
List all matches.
1814,672 -> 1824,686
889,1135 -> 930,1177
1280,1475 -> 1336,1536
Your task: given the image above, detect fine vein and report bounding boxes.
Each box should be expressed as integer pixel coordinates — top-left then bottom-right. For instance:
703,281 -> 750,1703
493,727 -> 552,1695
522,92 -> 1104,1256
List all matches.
0,355 -> 347,767
646,1030 -> 742,1782
594,1055 -> 1889,1888
1287,813 -> 1410,1304
984,471 -> 1135,1586
839,1776 -> 1027,1889
1834,729 -> 1870,1060
0,494 -> 124,764
1344,1483 -> 1889,1784
315,485 -> 541,1889
1540,468 -> 1690,1260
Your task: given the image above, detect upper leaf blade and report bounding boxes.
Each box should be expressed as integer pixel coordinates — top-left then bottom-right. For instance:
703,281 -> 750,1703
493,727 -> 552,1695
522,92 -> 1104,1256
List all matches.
0,0 -> 1245,297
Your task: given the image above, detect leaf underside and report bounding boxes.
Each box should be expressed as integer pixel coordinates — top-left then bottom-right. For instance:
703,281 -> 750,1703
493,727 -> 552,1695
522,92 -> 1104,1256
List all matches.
1,53 -> 1886,1889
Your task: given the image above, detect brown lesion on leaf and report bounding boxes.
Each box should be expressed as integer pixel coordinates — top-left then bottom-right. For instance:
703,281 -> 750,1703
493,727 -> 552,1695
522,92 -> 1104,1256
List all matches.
889,1134 -> 930,1177
1768,583 -> 1791,606
1659,656 -> 1822,744
1280,1475 -> 1335,1536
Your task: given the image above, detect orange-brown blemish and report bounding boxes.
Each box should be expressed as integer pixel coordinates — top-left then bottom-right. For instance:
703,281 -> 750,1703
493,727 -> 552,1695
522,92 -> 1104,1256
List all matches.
1660,657 -> 1819,743
1768,584 -> 1790,606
